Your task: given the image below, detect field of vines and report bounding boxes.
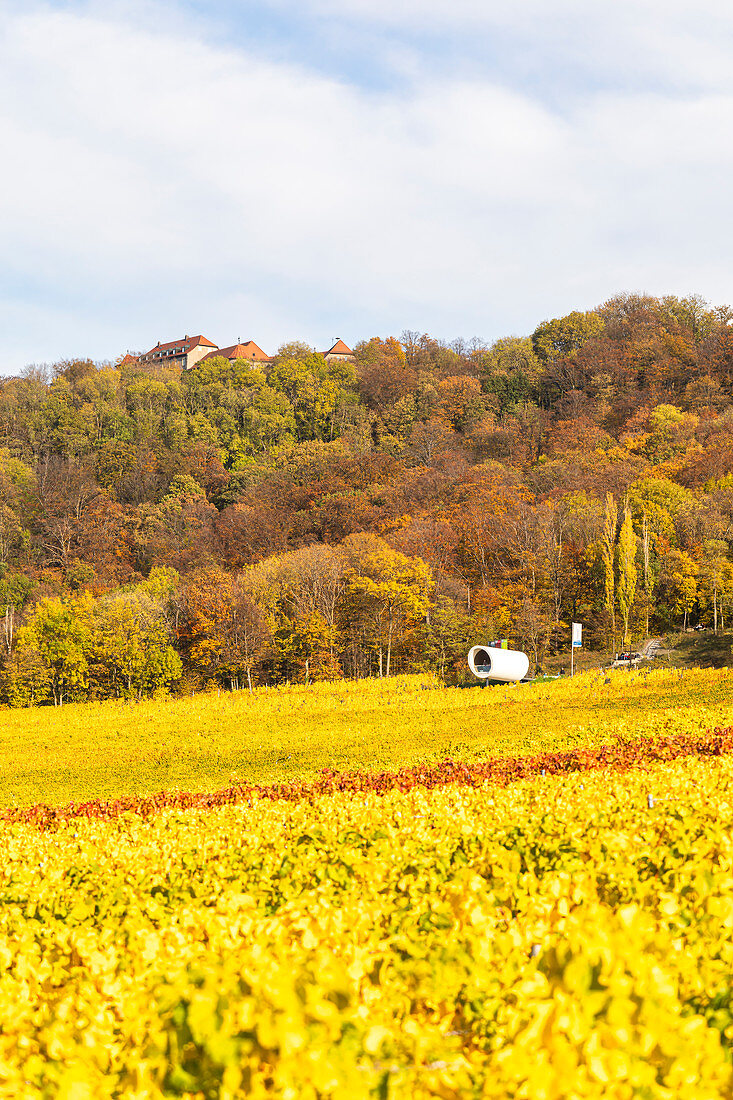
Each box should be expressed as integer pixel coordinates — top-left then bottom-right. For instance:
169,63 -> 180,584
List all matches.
4,670 -> 733,1096
3,665 -> 733,807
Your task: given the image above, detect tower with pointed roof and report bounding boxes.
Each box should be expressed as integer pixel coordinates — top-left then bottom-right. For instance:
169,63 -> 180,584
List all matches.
322,339 -> 355,363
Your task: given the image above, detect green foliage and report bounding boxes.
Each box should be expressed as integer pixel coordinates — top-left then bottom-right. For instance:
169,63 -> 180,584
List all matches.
531,310 -> 605,361
66,558 -> 96,591
659,292 -> 730,341
639,404 -> 698,462
164,473 -> 205,501
479,337 -> 540,412
0,572 -> 33,612
656,551 -> 699,628
268,354 -> 356,441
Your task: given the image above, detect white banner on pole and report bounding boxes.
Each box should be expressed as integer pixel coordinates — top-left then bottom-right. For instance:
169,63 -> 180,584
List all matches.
572,622 -> 583,648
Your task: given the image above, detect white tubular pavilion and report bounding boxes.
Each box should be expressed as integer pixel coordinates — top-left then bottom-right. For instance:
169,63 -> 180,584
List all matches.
468,645 -> 530,683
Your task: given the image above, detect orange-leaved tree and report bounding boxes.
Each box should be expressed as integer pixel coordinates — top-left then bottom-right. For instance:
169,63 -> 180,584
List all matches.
177,567 -> 270,691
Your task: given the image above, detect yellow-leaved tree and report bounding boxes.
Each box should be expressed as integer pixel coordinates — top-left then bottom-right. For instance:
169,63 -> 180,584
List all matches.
9,595 -> 94,705
601,493 -> 617,643
616,504 -> 638,647
343,534 -> 432,677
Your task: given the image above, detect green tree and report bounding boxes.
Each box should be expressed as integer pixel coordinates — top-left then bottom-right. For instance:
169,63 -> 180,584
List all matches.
641,405 -> 698,464
478,337 -> 541,413
124,375 -> 169,439
423,597 -> 466,681
0,572 -> 34,658
137,478 -> 217,571
627,483 -> 681,635
3,643 -> 52,706
268,354 -> 356,441
659,293 -> 727,343
531,311 -> 605,362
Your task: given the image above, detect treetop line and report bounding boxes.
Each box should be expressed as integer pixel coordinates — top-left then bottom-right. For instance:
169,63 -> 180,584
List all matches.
0,292 -> 731,704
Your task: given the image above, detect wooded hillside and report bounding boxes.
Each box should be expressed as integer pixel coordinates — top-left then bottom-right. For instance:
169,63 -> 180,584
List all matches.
1,292 -> 732,701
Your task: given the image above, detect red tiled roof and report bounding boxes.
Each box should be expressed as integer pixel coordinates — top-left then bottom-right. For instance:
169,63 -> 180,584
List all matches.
200,341 -> 271,364
323,339 -> 354,356
142,335 -> 217,358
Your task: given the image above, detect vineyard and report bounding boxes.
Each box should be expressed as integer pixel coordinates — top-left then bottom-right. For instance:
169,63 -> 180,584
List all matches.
4,670 -> 733,1096
4,665 -> 733,807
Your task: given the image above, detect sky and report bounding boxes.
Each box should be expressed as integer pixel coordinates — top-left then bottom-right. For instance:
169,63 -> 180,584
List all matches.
2,0 -> 733,371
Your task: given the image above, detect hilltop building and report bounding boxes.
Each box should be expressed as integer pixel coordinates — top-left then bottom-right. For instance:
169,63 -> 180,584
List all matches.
323,339 -> 355,363
123,334 -> 354,371
136,335 -> 218,370
200,341 -> 271,367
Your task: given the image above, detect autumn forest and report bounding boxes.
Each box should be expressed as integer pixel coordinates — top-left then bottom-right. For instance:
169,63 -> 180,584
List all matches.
0,292 -> 731,704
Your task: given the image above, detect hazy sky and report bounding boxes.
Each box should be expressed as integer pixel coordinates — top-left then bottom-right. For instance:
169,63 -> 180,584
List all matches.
2,0 -> 733,371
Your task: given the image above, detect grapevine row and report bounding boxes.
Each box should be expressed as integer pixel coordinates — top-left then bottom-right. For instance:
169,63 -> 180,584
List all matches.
6,726 -> 733,829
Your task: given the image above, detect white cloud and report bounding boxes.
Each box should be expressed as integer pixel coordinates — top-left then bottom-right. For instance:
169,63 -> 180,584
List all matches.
296,0 -> 733,23
290,0 -> 733,93
1,3 -> 733,370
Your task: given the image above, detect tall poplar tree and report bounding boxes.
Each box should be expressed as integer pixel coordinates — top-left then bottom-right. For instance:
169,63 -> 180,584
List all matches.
640,509 -> 651,635
601,493 -> 617,644
617,504 -> 637,647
